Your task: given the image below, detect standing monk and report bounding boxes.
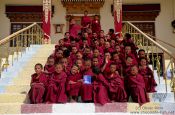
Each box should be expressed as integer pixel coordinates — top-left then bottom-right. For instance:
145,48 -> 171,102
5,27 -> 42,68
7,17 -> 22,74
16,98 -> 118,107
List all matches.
81,10 -> 91,32
29,63 -> 48,104
45,63 -> 67,103
69,18 -> 81,39
91,15 -> 101,34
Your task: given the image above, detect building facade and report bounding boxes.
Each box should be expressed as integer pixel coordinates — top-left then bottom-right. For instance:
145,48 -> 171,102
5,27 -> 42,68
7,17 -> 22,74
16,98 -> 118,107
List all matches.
0,0 -> 175,52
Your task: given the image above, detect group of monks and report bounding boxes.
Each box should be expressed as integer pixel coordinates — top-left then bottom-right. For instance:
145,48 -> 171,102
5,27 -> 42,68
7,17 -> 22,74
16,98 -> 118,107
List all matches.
29,11 -> 157,105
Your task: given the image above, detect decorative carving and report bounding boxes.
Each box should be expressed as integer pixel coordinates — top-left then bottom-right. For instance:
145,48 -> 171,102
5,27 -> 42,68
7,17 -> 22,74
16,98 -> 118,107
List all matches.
6,13 -> 42,22
5,6 -> 54,22
61,0 -> 104,14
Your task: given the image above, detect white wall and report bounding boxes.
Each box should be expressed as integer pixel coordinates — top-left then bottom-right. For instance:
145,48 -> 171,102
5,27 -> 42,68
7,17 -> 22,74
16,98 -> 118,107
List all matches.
0,0 -> 175,52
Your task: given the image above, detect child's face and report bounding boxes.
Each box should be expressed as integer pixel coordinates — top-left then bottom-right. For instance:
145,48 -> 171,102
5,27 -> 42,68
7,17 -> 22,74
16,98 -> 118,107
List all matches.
76,60 -> 83,67
71,66 -> 79,75
48,58 -> 55,66
105,42 -> 110,48
140,59 -> 147,66
125,46 -> 131,54
92,58 -> 99,66
115,46 -> 121,52
76,52 -> 83,59
131,66 -> 138,75
72,47 -> 77,53
84,61 -> 91,70
59,40 -> 64,46
113,54 -> 119,60
110,40 -> 115,47
105,53 -> 111,60
61,58 -> 68,66
35,65 -> 43,74
110,65 -> 116,73
126,57 -> 133,65
93,49 -> 99,57
139,51 -> 145,58
56,50 -> 63,58
85,48 -> 91,54
55,64 -> 63,74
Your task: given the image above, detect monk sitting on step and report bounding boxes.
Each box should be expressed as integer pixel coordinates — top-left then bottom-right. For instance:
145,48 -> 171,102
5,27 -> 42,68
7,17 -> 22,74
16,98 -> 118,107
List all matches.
29,63 -> 48,104
45,63 -> 67,103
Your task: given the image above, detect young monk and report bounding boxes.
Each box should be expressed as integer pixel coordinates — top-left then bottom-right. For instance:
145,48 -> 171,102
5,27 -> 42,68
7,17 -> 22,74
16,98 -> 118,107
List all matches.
45,63 -> 67,103
128,65 -> 149,105
29,63 -> 48,104
111,52 -> 123,76
105,63 -> 127,102
75,59 -> 84,73
93,67 -> 110,105
139,57 -> 157,92
101,51 -> 113,74
44,56 -> 55,74
67,65 -> 82,102
92,57 -> 101,68
61,58 -> 71,74
80,59 -> 94,102
54,49 -> 63,64
125,45 -> 138,65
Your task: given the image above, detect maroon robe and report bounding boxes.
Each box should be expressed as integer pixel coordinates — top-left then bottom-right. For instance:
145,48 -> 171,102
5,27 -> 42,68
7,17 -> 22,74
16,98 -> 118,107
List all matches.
139,67 -> 157,92
44,65 -> 55,74
81,16 -> 91,27
128,74 -> 149,105
93,73 -> 110,105
69,24 -> 81,38
45,71 -> 67,103
29,72 -> 48,104
66,73 -> 82,97
105,73 -> 127,102
91,19 -> 101,34
81,69 -> 94,102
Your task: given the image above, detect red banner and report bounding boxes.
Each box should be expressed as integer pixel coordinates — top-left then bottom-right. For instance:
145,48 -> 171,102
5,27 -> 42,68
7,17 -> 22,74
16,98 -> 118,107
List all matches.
43,0 -> 51,40
113,0 -> 122,37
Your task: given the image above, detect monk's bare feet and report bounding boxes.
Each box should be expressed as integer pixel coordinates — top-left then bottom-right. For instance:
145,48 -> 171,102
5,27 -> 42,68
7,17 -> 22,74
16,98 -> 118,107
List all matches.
45,101 -> 52,104
70,99 -> 77,103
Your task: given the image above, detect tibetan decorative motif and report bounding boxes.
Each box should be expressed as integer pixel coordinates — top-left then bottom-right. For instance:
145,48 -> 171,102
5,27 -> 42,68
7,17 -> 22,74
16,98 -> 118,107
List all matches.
114,0 -> 122,23
61,0 -> 105,14
43,0 -> 51,23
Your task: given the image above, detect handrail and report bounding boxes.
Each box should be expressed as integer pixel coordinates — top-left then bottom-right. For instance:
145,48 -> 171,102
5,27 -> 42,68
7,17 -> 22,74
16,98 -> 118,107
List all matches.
123,21 -> 175,92
126,21 -> 175,60
146,33 -> 175,49
0,22 -> 44,78
0,23 -> 38,45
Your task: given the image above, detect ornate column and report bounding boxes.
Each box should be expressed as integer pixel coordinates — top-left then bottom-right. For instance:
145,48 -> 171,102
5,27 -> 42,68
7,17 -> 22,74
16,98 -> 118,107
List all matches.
113,0 -> 122,36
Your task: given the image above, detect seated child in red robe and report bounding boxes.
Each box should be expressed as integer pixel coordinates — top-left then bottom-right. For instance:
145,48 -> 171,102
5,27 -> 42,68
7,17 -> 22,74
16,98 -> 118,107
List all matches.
80,59 -> 94,102
29,63 -> 48,104
128,65 -> 149,105
92,67 -> 110,105
45,63 -> 67,103
139,57 -> 157,92
67,65 -> 82,102
105,63 -> 127,102
44,56 -> 55,74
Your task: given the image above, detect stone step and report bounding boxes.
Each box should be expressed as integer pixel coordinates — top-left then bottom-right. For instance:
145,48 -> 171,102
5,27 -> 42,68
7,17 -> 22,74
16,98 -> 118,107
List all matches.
0,93 -> 28,103
149,92 -> 175,103
0,102 -> 175,114
4,85 -> 30,94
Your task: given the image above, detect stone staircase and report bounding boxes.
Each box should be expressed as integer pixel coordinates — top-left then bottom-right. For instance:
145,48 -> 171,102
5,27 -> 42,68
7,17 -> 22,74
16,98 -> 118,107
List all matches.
0,44 -> 175,114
